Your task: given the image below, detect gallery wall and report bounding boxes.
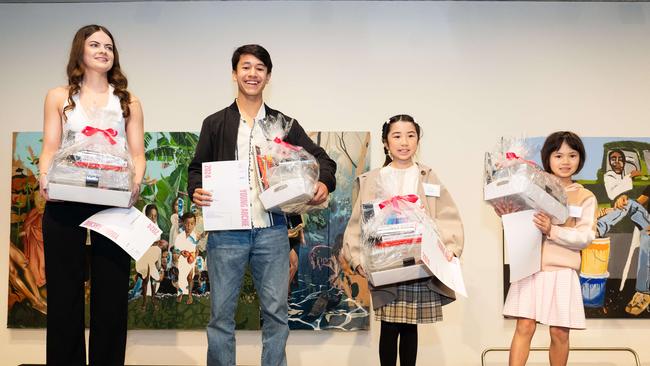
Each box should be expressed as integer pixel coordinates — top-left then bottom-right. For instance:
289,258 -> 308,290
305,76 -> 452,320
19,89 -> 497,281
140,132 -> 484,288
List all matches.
2,1 -> 650,365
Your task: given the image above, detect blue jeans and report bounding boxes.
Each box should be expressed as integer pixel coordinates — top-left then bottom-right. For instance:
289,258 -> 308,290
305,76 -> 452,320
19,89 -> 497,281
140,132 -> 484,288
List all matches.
597,200 -> 650,293
206,224 -> 290,366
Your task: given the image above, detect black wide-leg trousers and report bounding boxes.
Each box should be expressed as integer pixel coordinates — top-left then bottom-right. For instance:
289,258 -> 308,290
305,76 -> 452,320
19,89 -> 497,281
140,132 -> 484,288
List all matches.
43,201 -> 131,366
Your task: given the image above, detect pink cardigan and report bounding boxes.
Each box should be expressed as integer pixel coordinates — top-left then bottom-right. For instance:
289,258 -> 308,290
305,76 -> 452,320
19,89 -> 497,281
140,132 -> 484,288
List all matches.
542,183 -> 597,271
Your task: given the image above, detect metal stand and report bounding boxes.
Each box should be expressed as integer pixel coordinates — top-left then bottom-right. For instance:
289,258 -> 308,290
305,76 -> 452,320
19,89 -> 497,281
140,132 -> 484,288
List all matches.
481,347 -> 640,366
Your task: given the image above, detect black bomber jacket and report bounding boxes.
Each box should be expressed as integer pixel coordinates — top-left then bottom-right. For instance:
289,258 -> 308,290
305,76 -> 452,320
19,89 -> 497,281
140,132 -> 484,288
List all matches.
187,101 -> 337,201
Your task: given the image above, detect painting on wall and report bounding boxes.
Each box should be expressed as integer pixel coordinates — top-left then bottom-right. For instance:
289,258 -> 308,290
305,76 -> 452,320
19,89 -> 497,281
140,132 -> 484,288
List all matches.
287,131 -> 371,330
502,137 -> 650,319
8,130 -> 371,330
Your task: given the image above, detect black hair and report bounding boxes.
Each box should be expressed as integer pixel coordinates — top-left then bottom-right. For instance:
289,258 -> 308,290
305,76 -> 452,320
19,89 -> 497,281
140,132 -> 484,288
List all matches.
608,149 -> 626,164
231,44 -> 273,73
181,212 -> 196,223
381,114 -> 421,167
540,131 -> 586,174
144,203 -> 158,218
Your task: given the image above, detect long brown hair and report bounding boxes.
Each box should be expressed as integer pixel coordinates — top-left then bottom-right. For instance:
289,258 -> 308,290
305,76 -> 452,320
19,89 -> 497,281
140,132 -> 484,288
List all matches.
63,25 -> 131,120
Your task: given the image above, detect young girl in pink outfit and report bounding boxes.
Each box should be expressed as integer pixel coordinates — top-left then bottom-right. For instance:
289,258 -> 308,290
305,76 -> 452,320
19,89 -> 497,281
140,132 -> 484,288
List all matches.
495,131 -> 597,366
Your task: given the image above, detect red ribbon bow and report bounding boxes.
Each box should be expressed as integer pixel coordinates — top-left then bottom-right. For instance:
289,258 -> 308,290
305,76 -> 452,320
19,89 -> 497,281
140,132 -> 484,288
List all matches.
82,126 -> 118,145
505,151 -> 538,168
378,194 -> 420,211
505,152 -> 520,160
273,137 -> 302,151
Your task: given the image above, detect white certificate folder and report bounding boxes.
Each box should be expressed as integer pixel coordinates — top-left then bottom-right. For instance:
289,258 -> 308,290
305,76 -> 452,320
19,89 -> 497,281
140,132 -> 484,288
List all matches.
502,210 -> 542,283
80,207 -> 162,261
202,160 -> 252,231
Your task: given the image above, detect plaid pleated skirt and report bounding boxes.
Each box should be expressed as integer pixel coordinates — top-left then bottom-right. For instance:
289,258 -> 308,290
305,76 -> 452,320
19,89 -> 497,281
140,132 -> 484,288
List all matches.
374,279 -> 443,324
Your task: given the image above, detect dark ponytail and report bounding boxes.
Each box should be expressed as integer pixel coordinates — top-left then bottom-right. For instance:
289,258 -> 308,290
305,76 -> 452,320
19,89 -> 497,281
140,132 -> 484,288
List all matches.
381,122 -> 392,167
381,114 -> 421,167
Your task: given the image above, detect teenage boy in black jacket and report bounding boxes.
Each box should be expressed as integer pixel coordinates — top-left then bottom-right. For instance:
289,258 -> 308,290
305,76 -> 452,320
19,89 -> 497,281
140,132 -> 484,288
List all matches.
188,44 -> 336,366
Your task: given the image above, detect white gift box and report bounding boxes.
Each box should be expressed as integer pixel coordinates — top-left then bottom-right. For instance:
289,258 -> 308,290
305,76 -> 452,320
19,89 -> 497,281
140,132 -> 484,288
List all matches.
47,145 -> 133,207
48,182 -> 131,207
484,167 -> 568,224
364,223 -> 432,287
367,227 -> 422,268
367,263 -> 432,287
259,178 -> 313,212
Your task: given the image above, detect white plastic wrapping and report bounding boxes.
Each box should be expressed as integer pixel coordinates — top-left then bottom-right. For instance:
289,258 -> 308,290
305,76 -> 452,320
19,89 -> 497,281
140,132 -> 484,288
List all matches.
484,137 -> 568,223
360,169 -> 444,276
47,108 -> 133,206
255,114 -> 320,214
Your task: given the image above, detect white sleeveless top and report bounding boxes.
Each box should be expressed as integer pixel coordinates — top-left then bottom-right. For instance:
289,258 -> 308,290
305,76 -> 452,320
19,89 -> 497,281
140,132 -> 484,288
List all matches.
62,85 -> 126,148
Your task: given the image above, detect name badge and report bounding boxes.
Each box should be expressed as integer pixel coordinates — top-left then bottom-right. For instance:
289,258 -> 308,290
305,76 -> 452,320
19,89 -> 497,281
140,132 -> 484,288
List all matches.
569,205 -> 583,218
423,183 -> 440,197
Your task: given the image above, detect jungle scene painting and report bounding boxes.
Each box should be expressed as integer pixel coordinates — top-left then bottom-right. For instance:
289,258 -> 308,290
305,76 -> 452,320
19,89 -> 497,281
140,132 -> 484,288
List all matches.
8,130 -> 371,330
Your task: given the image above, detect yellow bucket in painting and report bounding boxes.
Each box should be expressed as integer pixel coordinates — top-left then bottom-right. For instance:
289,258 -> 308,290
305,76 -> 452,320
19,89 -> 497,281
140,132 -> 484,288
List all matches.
580,238 -> 610,276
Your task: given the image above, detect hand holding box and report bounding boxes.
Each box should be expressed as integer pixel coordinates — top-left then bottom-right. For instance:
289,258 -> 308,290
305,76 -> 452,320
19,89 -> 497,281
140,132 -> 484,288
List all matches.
361,194 -> 434,286
484,137 -> 568,224
47,108 -> 133,207
255,114 -> 320,214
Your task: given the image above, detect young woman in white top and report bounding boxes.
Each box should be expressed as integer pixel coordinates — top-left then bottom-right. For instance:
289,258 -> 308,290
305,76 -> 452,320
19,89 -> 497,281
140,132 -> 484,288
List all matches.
38,24 -> 144,366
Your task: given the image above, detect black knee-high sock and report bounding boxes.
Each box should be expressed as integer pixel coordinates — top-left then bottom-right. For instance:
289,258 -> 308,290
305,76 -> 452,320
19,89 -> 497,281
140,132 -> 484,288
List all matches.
398,323 -> 418,366
379,321 -> 400,366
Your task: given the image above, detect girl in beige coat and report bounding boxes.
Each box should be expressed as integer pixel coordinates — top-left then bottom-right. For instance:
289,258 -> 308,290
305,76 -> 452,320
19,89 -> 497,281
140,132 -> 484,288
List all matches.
343,115 -> 464,366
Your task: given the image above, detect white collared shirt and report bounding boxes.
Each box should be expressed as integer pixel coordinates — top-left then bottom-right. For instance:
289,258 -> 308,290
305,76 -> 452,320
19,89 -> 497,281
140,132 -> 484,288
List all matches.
603,170 -> 633,201
236,101 -> 272,228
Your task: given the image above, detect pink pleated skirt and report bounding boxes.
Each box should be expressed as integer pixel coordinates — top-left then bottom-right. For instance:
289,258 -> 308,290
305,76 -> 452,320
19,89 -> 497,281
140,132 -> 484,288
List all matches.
503,268 -> 586,329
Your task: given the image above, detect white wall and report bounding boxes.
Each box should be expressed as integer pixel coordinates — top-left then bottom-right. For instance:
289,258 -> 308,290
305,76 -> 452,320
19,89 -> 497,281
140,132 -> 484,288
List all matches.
1,1 -> 650,365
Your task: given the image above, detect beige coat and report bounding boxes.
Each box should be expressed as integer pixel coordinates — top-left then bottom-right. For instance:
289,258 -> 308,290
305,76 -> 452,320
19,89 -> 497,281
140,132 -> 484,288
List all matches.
343,163 -> 465,309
